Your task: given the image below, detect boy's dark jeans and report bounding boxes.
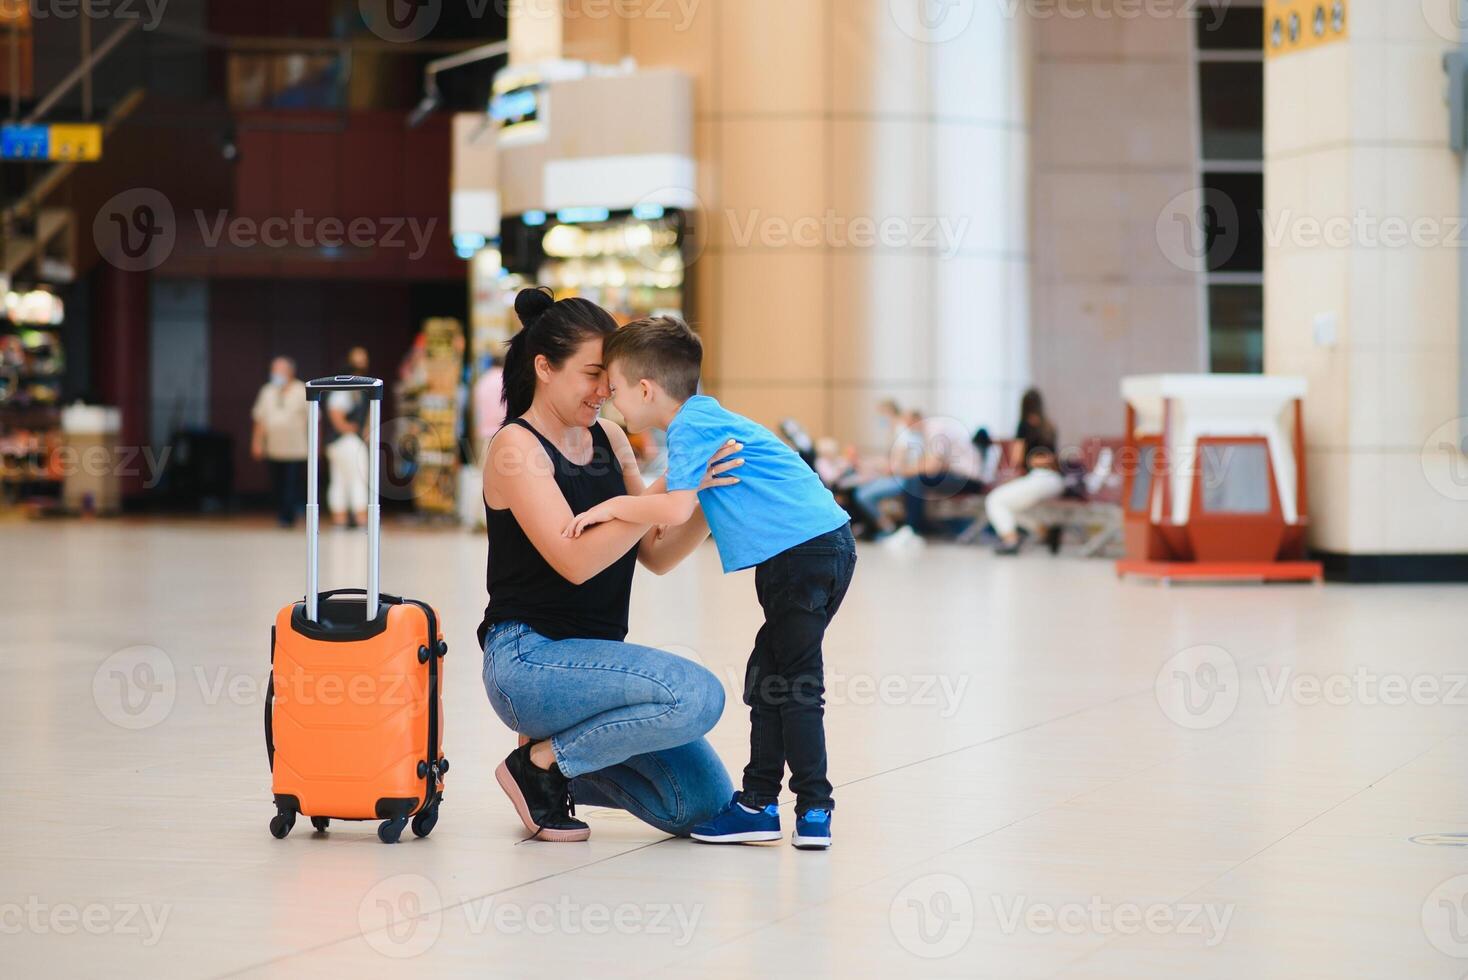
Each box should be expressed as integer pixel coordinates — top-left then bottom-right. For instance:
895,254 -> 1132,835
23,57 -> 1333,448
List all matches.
741,524 -> 857,815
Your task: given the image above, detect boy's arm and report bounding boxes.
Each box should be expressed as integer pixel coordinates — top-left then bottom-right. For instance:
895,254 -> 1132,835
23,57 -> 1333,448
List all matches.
563,490 -> 699,538
595,418 -> 742,572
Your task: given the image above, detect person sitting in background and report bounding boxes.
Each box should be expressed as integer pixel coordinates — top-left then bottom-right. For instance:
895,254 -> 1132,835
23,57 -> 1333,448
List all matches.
250,356 -> 308,528
851,401 -> 925,541
987,387 -> 1064,556
814,437 -> 870,534
814,437 -> 856,489
900,411 -> 987,538
326,346 -> 371,529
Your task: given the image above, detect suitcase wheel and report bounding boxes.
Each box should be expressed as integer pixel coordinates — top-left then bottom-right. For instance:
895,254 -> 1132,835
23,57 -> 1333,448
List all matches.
411,803 -> 440,839
269,811 -> 295,840
378,817 -> 408,844
310,817 -> 330,833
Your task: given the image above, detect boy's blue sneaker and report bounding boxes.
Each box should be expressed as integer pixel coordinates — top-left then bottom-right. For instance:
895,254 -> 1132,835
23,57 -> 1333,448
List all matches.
690,793 -> 782,844
792,809 -> 832,850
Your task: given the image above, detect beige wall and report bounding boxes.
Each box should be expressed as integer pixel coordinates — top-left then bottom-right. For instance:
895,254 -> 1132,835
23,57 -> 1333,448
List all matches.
1030,5 -> 1206,442
538,0 -> 1036,450
1264,1 -> 1466,555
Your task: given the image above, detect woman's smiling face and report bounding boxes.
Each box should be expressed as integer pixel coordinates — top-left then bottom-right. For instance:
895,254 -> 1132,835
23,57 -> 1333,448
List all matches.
538,334 -> 611,427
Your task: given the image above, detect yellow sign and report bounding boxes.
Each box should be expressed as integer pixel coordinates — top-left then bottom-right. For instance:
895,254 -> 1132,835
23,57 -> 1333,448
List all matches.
46,124 -> 102,161
1266,0 -> 1348,57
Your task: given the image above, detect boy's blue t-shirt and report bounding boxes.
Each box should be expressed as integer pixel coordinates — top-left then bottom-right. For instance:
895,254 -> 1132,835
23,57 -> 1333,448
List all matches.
664,395 -> 850,573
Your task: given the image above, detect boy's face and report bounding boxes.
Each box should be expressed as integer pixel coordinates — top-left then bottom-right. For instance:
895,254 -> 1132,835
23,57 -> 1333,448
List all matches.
607,362 -> 652,432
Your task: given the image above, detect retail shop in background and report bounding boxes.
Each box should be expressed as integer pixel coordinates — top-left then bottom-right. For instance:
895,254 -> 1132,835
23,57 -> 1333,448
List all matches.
452,58 -> 697,472
0,285 -> 86,518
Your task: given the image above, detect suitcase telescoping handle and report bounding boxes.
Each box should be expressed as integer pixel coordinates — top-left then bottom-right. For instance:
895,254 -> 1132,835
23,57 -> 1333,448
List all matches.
304,376 -> 383,623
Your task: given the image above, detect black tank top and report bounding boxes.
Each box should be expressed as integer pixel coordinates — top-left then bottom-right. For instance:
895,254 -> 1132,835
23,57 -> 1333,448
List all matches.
479,418 -> 638,648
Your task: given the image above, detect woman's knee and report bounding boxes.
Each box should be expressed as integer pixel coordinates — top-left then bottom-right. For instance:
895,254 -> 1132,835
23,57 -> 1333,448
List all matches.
669,660 -> 725,738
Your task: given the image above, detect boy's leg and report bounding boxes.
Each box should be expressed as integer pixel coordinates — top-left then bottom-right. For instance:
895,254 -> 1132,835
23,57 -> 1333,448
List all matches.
740,561 -> 788,808
758,528 -> 858,814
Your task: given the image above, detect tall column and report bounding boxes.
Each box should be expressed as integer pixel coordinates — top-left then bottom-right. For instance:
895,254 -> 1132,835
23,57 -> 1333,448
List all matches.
509,0 -> 564,64
92,264 -> 150,497
1029,6 -> 1206,439
1265,0 -> 1468,576
625,0 -> 1032,448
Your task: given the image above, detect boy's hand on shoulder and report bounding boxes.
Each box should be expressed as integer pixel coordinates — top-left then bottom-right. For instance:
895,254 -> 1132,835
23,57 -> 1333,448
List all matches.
700,439 -> 745,490
563,502 -> 618,538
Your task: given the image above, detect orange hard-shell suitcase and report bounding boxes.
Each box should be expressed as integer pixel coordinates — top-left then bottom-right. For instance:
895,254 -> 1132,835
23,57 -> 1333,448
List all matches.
265,376 -> 446,844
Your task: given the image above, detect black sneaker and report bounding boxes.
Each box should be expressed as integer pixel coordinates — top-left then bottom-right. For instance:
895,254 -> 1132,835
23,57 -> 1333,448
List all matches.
494,742 -> 590,842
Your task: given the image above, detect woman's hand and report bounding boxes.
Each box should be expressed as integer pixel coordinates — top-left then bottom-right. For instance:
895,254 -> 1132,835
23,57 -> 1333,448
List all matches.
700,440 -> 745,491
563,502 -> 618,538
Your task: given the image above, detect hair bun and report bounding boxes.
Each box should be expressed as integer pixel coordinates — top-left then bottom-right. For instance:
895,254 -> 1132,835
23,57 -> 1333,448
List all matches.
514,286 -> 555,327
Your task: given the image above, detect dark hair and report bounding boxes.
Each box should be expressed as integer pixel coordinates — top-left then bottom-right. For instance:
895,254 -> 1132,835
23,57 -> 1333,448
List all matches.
601,315 -> 703,402
1020,387 -> 1047,425
1019,387 -> 1056,445
501,287 -> 618,419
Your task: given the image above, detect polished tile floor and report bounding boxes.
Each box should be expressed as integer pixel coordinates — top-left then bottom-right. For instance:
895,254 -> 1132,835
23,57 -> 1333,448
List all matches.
2,517 -> 1466,977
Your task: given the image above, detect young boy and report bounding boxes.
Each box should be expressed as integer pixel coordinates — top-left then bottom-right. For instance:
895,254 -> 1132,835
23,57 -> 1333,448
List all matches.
563,316 -> 856,850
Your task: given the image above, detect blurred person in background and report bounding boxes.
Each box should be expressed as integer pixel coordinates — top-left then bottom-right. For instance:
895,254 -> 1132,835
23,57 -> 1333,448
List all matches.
901,411 -> 987,539
814,436 -> 870,533
851,402 -> 926,541
813,437 -> 856,489
987,387 -> 1063,556
473,352 -> 507,454
251,356 -> 308,528
326,346 -> 371,528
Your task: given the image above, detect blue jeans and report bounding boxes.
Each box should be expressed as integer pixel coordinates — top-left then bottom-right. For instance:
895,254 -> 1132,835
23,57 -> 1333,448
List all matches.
852,476 -> 904,526
482,621 -> 733,836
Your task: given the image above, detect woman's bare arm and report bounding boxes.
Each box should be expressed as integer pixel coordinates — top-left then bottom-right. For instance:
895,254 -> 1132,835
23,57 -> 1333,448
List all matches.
485,424 -> 648,585
599,419 -> 742,575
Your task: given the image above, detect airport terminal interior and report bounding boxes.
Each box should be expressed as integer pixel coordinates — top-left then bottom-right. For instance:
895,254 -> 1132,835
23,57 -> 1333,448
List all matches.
3,0 -> 1468,977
